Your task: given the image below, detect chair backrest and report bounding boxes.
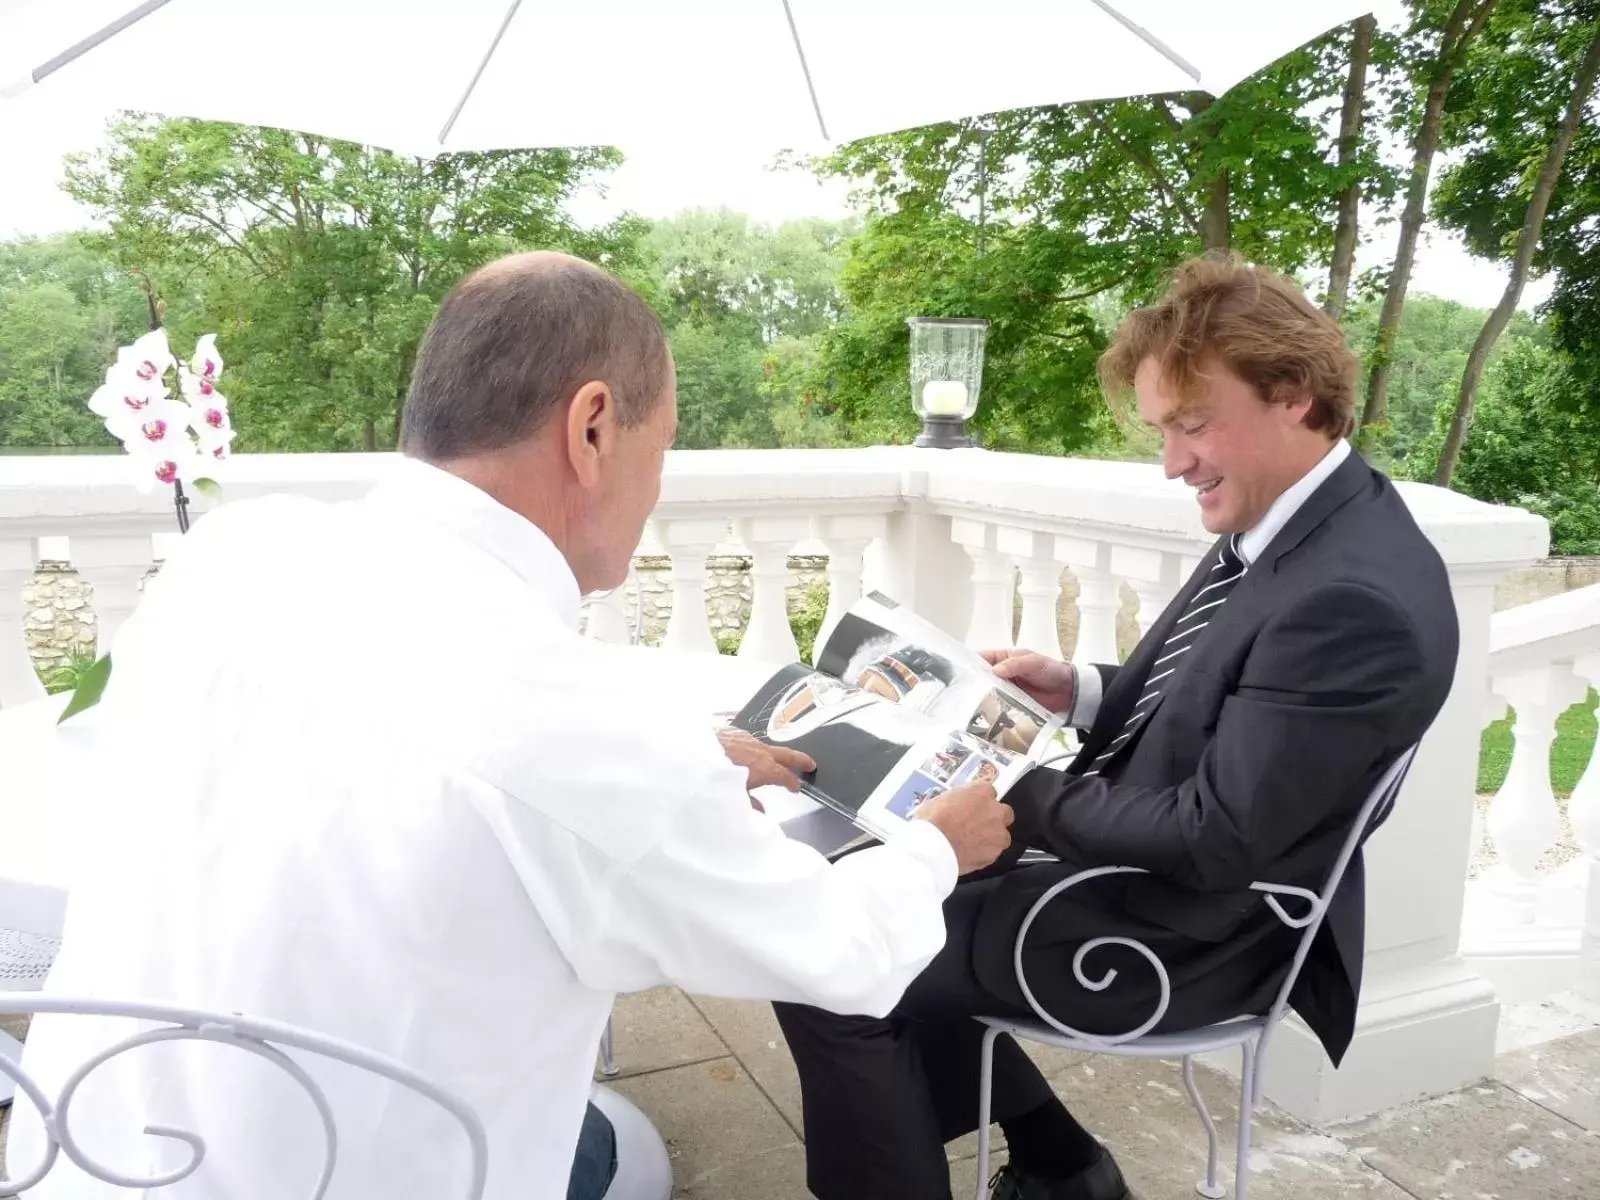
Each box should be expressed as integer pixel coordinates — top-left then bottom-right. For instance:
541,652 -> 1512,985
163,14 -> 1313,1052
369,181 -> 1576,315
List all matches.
1009,743 -> 1419,1047
1254,742 -> 1419,1037
0,993 -> 487,1200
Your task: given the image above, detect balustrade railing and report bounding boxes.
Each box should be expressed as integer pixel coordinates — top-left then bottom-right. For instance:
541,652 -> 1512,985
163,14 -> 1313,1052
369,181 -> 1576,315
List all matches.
0,444 -> 1565,1122
1463,581 -> 1600,1003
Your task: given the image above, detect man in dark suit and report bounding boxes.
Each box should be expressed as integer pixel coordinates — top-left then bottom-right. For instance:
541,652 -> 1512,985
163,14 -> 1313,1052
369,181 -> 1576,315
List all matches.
772,256 -> 1460,1200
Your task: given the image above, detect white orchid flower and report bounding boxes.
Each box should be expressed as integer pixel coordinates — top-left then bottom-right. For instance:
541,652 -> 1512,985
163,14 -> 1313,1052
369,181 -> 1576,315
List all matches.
88,373 -> 167,423
190,334 -> 224,381
106,396 -> 198,459
134,445 -> 208,494
115,328 -> 178,386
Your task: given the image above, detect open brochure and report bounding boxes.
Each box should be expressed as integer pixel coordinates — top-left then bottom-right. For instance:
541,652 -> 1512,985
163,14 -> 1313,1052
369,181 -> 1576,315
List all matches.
730,591 -> 1073,860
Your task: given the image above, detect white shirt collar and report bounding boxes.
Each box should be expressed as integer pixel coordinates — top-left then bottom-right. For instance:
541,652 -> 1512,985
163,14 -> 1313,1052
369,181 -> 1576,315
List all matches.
366,455 -> 583,629
1236,438 -> 1352,565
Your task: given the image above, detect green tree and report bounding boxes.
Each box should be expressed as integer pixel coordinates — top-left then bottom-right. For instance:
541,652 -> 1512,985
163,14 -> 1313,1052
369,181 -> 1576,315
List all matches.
1358,0 -> 1500,448
1429,0 -> 1600,482
639,210 -> 858,449
1341,293 -> 1537,473
0,234 -> 151,447
1414,336 -> 1600,553
63,116 -> 635,451
807,27 -> 1400,452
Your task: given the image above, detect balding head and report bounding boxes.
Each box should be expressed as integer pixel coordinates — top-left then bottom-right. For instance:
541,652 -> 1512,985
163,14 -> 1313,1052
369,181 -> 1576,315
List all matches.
399,251 -> 670,461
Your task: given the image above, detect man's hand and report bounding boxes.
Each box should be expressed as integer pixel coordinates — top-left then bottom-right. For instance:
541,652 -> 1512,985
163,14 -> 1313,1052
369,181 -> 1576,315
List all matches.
981,649 -> 1077,715
913,782 -> 1014,875
716,729 -> 816,809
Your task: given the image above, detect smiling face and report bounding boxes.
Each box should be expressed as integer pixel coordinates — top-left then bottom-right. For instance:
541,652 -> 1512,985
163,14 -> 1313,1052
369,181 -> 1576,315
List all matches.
1134,355 -> 1334,535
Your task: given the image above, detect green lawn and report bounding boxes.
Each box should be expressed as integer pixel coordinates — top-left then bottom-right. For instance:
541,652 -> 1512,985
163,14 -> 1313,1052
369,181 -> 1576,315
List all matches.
1478,688 -> 1599,796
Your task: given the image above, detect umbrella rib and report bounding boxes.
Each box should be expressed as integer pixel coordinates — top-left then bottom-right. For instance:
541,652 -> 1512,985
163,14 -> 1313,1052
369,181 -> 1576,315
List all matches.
438,0 -> 527,149
1090,0 -> 1202,84
2,0 -> 175,98
780,0 -> 830,141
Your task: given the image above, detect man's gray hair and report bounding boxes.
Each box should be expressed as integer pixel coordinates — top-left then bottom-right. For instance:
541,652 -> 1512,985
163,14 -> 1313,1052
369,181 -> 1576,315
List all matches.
399,252 -> 669,461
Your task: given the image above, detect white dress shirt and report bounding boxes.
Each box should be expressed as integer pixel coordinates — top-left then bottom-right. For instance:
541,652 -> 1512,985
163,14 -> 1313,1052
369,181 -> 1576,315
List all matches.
6,458 -> 956,1200
1070,439 -> 1351,727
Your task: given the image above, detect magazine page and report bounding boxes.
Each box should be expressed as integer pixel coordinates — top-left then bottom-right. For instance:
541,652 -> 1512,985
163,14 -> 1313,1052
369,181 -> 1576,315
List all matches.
730,662 -> 1039,852
814,591 -> 1070,765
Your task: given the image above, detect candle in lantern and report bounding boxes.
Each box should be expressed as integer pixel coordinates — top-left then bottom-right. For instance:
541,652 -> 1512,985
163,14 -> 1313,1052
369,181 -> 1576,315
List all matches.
921,379 -> 969,416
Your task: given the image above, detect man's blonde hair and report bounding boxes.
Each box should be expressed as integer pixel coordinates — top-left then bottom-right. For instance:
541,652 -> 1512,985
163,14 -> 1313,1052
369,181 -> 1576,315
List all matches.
1099,254 -> 1359,439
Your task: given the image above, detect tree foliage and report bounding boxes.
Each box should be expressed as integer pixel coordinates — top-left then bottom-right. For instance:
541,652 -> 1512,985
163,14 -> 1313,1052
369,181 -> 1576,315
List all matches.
60,117 -> 636,451
804,28 -> 1402,452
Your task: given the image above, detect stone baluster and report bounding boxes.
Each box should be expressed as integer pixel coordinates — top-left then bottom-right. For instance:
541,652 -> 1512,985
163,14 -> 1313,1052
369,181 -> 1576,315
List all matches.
998,527 -> 1063,659
68,533 -> 155,657
949,518 -> 1014,650
1055,536 -> 1120,667
1483,664 -> 1590,924
1560,653 -> 1600,1000
733,517 -> 807,664
811,514 -> 883,666
0,537 -> 44,708
1112,544 -> 1181,639
653,518 -> 726,654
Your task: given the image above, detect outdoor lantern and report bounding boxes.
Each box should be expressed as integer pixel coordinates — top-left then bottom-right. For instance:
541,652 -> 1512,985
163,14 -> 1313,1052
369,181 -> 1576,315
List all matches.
907,317 -> 987,448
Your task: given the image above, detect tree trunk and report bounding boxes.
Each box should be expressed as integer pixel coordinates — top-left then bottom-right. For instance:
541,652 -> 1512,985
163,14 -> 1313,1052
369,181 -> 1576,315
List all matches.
1358,0 -> 1498,449
362,417 -> 377,452
1434,22 -> 1600,487
1326,15 -> 1377,319
1201,171 -> 1230,251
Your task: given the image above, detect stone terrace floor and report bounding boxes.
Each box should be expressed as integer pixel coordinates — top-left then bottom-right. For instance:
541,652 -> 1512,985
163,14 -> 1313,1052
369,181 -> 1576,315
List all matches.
4,992 -> 1600,1197
597,988 -> 1600,1200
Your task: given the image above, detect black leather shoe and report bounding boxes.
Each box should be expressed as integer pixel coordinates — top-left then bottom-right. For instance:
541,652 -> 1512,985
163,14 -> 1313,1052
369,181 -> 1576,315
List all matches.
988,1147 -> 1133,1200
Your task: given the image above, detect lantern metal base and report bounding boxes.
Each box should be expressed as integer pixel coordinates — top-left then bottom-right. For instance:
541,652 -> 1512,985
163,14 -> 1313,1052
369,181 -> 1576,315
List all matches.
914,416 -> 973,449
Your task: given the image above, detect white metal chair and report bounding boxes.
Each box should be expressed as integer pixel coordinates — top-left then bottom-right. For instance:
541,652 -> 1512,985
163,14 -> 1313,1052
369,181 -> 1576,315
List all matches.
973,745 -> 1419,1200
0,992 -> 489,1199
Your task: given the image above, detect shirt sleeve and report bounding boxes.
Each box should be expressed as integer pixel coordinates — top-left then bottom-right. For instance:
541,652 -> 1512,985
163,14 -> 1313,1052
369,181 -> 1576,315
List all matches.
567,758 -> 958,1017
1068,662 -> 1103,729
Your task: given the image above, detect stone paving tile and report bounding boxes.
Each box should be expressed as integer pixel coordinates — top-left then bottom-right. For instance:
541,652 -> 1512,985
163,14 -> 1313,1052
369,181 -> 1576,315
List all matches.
598,987 -> 729,1080
1339,1081 -> 1600,1200
609,1056 -> 798,1194
1034,1052 -> 1408,1199
672,1140 -> 812,1200
1496,1027 -> 1600,1133
686,994 -> 805,1133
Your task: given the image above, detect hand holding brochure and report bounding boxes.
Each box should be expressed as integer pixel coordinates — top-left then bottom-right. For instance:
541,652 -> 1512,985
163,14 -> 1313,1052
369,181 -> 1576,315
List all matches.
730,591 -> 1072,858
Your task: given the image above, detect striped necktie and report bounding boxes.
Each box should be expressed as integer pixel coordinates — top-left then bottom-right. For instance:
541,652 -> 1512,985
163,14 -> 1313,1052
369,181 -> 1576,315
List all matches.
1084,534 -> 1247,778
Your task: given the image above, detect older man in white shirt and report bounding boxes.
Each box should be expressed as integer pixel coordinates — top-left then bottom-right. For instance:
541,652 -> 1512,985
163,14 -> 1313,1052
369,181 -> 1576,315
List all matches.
5,252 -> 1013,1200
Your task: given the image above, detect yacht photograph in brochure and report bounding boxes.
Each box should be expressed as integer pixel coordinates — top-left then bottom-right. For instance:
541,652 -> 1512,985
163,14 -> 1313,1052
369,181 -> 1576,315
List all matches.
731,592 -> 1070,858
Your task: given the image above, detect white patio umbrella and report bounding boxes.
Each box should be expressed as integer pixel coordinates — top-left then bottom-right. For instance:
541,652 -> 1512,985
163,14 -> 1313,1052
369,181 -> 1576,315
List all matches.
0,0 -> 1374,156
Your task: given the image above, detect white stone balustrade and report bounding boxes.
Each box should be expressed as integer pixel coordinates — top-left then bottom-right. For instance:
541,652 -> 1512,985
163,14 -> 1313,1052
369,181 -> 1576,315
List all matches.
1464,581 -> 1600,1004
0,445 -> 1556,1126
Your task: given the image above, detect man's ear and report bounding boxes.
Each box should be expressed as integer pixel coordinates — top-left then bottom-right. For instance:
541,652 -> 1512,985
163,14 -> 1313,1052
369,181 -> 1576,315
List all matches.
564,380 -> 615,488
1270,381 -> 1315,426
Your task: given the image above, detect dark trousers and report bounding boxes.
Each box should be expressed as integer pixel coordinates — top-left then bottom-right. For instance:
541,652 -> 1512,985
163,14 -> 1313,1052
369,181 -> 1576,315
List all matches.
774,871 -> 1291,1200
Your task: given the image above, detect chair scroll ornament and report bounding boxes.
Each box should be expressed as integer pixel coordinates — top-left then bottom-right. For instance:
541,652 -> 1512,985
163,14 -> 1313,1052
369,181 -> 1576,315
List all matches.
0,994 -> 488,1200
1012,865 -> 1174,1048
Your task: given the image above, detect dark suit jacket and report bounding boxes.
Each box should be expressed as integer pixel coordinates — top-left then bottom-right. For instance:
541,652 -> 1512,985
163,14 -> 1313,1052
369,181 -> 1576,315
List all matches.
986,448 -> 1459,1064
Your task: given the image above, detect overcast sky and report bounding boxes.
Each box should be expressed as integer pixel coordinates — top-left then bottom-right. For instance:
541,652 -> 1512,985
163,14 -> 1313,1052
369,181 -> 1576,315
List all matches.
0,0 -> 1553,313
